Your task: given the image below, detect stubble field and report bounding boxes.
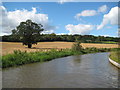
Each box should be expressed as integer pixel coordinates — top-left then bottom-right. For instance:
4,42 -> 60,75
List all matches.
1,42 -> 118,55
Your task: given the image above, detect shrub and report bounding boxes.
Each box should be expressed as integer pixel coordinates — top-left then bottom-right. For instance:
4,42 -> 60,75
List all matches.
72,40 -> 83,52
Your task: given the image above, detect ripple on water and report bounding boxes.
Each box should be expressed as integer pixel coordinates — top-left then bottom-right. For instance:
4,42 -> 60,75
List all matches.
2,52 -> 119,88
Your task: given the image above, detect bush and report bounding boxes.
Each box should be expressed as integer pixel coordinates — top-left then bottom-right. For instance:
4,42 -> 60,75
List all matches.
72,40 -> 83,52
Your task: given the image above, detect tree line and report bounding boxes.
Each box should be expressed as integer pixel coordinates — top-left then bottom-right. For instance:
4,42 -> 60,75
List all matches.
1,33 -> 119,43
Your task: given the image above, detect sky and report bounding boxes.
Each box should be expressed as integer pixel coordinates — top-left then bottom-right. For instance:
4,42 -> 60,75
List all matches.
0,1 -> 119,37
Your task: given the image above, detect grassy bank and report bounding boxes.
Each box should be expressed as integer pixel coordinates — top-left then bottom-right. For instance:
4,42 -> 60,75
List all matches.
109,51 -> 120,64
1,49 -> 73,68
1,47 -> 118,68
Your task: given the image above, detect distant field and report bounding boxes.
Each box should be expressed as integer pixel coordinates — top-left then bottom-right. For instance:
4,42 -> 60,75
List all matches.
0,42 -> 118,55
101,41 -> 117,44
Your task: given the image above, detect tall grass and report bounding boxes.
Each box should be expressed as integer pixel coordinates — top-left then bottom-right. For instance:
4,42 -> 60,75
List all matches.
109,50 -> 120,64
2,49 -> 75,68
1,47 -> 118,68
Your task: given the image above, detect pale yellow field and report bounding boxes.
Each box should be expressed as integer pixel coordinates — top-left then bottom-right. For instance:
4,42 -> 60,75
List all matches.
0,42 -> 118,55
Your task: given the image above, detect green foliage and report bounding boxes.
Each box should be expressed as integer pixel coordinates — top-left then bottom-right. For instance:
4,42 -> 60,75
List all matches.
2,47 -> 115,68
83,47 -> 111,53
110,50 -> 120,64
2,34 -> 119,44
72,40 -> 83,52
101,41 -> 117,44
0,55 -> 2,68
2,49 -> 74,68
11,20 -> 44,48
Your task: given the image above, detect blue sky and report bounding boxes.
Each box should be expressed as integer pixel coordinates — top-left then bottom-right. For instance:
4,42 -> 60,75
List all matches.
1,2 -> 119,37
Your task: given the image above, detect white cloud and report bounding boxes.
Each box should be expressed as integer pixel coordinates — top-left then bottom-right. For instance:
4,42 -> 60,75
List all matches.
65,24 -> 94,35
98,5 -> 108,13
75,10 -> 97,20
97,6 -> 119,30
58,0 -> 73,4
41,30 -> 54,34
56,33 -> 67,35
103,35 -> 110,37
0,6 -> 56,36
75,5 -> 108,20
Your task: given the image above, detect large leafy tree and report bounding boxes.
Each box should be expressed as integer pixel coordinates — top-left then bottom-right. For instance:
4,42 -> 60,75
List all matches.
12,19 -> 44,48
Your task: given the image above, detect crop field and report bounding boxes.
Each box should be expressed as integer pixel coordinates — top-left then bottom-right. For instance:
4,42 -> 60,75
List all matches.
0,42 -> 119,55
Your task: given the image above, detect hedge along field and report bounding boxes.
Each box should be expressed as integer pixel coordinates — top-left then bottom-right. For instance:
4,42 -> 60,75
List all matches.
2,47 -> 118,68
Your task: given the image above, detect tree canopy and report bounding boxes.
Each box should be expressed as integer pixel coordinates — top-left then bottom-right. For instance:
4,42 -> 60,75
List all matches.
12,19 -> 44,48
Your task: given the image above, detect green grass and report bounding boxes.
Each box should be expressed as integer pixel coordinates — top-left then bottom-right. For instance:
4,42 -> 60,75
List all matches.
101,41 -> 117,44
2,49 -> 75,68
1,47 -> 119,68
109,51 -> 120,64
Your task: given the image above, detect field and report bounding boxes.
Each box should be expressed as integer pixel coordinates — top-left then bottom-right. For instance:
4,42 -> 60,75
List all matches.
1,42 -> 118,55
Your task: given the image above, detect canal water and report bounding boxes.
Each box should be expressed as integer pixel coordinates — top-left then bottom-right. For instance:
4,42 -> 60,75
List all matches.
2,52 -> 119,88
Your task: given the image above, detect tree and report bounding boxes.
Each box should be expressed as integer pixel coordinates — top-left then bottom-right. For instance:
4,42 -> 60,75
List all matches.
12,19 -> 44,48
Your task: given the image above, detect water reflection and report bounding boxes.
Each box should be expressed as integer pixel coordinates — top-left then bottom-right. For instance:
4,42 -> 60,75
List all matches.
73,55 -> 81,64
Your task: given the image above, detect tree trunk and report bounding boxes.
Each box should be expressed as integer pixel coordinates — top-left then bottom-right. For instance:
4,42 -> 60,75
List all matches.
28,44 -> 32,48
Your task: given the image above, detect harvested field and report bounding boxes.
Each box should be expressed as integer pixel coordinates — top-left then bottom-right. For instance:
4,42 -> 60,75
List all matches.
1,42 -> 118,55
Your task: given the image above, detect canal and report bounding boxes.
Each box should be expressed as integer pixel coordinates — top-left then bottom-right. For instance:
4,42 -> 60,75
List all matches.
2,52 -> 119,88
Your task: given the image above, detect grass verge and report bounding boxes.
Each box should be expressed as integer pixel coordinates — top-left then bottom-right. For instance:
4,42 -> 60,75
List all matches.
109,51 -> 120,64
1,48 -> 119,68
